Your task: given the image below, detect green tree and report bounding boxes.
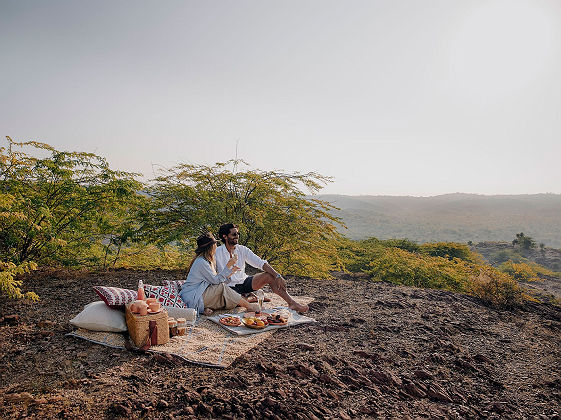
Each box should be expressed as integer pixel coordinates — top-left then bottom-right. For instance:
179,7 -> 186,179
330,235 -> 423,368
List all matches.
512,232 -> 536,250
139,160 -> 344,278
0,137 -> 144,266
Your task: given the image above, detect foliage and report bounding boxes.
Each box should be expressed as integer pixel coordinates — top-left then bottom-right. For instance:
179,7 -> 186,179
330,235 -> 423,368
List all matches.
488,249 -> 525,265
0,261 -> 39,300
0,137 -> 145,266
512,232 -> 536,250
0,137 -> 545,310
499,260 -> 554,282
419,242 -> 481,263
112,244 -> 192,271
340,237 -> 525,308
468,266 -> 523,307
337,237 -> 385,273
138,160 -> 345,278
365,247 -> 471,291
380,238 -> 420,253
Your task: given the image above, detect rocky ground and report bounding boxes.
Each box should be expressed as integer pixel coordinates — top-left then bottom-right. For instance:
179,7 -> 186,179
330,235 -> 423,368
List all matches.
1,269 -> 560,419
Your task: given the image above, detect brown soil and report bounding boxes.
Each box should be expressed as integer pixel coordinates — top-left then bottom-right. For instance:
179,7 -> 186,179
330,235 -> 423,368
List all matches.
1,269 -> 560,419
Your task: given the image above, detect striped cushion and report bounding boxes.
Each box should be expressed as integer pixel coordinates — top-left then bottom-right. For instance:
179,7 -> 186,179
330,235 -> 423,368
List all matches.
93,286 -> 137,309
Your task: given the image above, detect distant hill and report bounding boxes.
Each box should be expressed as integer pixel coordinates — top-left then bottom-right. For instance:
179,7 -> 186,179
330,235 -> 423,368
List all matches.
316,193 -> 561,248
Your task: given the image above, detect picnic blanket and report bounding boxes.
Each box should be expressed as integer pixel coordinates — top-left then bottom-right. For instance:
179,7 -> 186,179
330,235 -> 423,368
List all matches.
208,308 -> 315,336
67,295 -> 314,368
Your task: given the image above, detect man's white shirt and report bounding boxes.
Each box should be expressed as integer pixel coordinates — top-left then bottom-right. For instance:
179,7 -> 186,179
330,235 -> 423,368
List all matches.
215,244 -> 267,286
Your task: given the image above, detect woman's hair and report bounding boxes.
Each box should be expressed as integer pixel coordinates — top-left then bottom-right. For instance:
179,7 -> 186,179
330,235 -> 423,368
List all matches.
187,242 -> 217,273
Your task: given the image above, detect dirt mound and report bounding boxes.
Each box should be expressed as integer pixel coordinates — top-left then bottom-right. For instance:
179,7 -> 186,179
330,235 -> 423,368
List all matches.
1,270 -> 560,419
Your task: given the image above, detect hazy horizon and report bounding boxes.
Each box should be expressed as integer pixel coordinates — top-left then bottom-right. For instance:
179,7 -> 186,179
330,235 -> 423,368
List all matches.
317,192 -> 561,198
2,0 -> 560,196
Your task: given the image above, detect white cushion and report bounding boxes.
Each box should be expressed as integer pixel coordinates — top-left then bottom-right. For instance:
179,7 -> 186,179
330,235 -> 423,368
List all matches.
70,301 -> 127,332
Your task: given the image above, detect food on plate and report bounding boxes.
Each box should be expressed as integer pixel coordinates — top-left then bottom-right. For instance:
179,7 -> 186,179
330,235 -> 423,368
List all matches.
243,312 -> 268,319
219,316 -> 241,327
242,317 -> 268,329
267,314 -> 288,325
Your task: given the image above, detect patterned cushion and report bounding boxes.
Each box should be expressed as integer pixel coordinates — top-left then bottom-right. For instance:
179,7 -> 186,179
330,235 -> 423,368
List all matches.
93,286 -> 137,309
162,280 -> 185,291
144,284 -> 186,308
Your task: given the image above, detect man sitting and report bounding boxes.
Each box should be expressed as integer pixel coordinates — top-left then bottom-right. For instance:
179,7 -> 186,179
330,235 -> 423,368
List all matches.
215,223 -> 309,313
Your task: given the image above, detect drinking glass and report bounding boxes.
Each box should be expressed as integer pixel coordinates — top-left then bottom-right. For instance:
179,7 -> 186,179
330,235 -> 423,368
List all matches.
255,289 -> 265,314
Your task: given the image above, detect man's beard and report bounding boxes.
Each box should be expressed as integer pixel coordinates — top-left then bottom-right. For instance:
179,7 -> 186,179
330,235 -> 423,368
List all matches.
227,237 -> 238,246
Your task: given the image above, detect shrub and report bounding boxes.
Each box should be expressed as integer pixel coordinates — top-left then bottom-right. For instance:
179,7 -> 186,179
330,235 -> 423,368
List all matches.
341,239 -> 526,308
499,260 -> 554,281
0,261 -> 39,300
380,238 -> 420,253
420,242 -> 480,263
337,237 -> 385,273
499,261 -> 539,282
365,247 -> 471,292
468,266 -> 523,307
489,249 -> 524,265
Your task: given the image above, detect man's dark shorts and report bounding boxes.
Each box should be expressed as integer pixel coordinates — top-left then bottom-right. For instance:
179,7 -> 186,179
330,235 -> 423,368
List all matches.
230,276 -> 254,294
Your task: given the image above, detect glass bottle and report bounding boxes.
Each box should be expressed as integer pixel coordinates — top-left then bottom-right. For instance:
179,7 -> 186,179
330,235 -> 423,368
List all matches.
137,279 -> 146,301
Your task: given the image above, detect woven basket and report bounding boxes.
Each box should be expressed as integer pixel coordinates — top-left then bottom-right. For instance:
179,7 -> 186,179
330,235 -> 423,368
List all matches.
125,304 -> 169,349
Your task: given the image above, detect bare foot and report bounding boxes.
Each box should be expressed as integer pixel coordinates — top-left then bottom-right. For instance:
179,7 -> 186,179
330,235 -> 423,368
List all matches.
289,302 -> 309,313
203,308 -> 213,316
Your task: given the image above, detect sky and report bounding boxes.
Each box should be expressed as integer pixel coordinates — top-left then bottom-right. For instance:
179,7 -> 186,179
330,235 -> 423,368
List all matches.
1,0 -> 560,196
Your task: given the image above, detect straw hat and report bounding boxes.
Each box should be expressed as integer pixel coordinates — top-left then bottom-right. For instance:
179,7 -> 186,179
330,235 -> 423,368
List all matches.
195,232 -> 218,253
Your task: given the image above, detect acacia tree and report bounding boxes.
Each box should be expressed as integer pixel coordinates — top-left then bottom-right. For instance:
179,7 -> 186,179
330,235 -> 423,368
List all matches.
0,136 -> 144,266
139,160 -> 345,278
512,232 -> 536,250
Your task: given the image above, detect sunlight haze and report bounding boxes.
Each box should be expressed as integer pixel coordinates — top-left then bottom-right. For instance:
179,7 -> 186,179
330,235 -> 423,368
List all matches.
1,0 -> 560,196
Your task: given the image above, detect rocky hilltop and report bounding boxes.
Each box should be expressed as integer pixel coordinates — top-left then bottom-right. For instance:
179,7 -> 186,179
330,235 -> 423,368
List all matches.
473,242 -> 561,272
1,270 -> 560,419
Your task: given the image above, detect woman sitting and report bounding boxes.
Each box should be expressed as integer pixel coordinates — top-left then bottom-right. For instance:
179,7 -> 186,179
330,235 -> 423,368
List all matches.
180,232 -> 260,315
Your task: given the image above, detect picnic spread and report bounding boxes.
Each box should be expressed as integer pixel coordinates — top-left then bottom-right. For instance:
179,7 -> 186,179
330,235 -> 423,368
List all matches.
209,309 -> 314,336
67,281 -> 315,367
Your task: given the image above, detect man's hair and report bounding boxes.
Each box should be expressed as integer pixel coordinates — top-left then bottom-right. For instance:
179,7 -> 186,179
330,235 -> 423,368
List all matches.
218,223 -> 238,243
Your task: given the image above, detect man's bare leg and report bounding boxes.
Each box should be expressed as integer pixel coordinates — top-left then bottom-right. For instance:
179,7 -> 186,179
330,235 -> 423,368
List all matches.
252,272 -> 309,313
